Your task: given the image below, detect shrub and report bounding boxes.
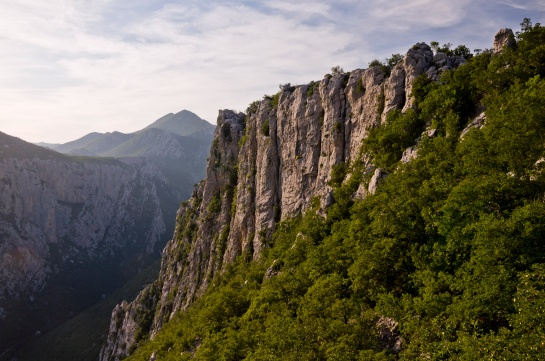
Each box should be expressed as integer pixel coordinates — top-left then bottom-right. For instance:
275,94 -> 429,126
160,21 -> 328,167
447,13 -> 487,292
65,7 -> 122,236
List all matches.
307,81 -> 319,97
330,65 -> 345,75
261,119 -> 270,136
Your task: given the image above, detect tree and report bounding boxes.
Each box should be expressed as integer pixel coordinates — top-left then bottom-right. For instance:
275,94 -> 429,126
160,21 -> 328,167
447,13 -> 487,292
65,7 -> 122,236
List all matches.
331,65 -> 345,75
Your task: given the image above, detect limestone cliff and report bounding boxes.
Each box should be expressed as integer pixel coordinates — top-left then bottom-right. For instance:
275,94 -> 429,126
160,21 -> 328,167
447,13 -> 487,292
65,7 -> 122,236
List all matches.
0,132 -> 175,355
100,42 -> 468,360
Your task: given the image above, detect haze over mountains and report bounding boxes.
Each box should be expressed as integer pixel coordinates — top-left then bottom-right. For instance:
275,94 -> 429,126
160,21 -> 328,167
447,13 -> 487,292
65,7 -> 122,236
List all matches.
0,110 -> 213,360
39,110 -> 214,201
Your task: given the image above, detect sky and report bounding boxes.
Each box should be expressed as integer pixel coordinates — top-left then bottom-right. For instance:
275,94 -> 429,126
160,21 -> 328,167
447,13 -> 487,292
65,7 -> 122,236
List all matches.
0,0 -> 544,144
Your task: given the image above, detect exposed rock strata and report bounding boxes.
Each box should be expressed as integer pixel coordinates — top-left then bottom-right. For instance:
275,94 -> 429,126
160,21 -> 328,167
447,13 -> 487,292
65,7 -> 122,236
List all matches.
0,132 -> 175,354
100,43 -> 471,361
0,154 -> 168,303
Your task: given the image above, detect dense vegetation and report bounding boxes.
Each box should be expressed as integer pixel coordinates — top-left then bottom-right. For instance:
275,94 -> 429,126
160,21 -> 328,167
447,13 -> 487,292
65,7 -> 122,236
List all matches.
126,20 -> 545,360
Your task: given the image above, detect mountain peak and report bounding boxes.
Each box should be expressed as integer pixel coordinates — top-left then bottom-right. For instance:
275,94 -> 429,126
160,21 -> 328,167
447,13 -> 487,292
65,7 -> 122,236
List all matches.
141,110 -> 214,138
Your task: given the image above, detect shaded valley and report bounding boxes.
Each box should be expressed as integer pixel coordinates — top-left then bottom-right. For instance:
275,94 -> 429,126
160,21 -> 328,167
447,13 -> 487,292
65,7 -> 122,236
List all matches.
0,110 -> 213,360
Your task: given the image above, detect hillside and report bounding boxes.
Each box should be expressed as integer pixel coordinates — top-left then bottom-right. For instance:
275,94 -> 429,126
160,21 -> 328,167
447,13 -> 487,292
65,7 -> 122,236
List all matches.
44,110 -> 214,200
52,131 -> 130,155
48,109 -> 213,156
0,132 -> 176,359
100,22 -> 545,360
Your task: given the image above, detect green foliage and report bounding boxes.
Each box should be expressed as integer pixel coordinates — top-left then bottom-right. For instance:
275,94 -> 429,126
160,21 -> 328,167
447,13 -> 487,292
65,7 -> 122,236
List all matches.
247,100 -> 260,115
263,93 -> 281,109
307,81 -> 319,97
279,83 -> 295,92
230,187 -> 238,217
238,133 -> 247,147
516,17 -> 541,39
261,119 -> 270,136
206,195 -> 221,214
271,92 -> 281,108
329,162 -> 348,188
331,65 -> 345,75
368,59 -> 383,68
126,20 -> 545,361
453,44 -> 472,58
411,73 -> 434,106
369,54 -> 403,76
363,109 -> 424,170
355,77 -> 365,94
386,54 -> 403,68
376,92 -> 385,115
431,41 -> 473,58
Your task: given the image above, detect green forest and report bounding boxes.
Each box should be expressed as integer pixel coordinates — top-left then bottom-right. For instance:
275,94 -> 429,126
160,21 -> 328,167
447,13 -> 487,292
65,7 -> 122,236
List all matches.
125,20 -> 545,360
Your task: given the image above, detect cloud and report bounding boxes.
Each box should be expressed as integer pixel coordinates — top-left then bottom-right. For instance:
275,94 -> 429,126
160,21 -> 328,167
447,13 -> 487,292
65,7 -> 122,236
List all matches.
366,0 -> 470,29
500,0 -> 545,11
261,0 -> 332,18
0,0 -> 363,142
1,0 -> 544,143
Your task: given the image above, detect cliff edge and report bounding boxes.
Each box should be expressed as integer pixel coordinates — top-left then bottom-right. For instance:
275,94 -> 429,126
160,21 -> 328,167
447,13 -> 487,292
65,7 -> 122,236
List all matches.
100,41 -> 470,360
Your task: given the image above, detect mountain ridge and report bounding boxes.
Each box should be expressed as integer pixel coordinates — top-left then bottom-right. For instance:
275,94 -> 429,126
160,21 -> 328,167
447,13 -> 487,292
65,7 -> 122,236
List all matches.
45,109 -> 213,157
0,110 -> 213,359
41,109 -> 214,201
100,24 -> 545,360
99,35 -> 471,361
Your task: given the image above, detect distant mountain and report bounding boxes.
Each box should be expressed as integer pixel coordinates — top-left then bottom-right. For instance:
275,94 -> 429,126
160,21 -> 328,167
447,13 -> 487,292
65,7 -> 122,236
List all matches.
54,131 -> 131,155
43,110 -> 214,200
140,109 -> 215,140
0,110 -> 213,360
0,131 -> 177,359
34,142 -> 60,149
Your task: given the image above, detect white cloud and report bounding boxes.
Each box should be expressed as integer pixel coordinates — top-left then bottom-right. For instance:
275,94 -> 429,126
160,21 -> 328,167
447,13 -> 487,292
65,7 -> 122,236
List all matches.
0,1 -> 363,142
362,0 -> 472,31
261,0 -> 332,18
0,0 -> 544,143
501,0 -> 545,11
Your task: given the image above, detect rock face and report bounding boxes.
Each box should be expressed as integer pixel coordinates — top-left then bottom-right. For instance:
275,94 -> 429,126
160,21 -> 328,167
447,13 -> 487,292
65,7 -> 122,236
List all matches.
100,43 -> 470,361
0,132 -> 175,355
401,43 -> 435,112
493,28 -> 516,53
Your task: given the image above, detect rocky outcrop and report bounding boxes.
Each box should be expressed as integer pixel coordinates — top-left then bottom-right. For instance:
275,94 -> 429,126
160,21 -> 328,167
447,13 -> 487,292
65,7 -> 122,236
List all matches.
376,316 -> 403,354
402,43 -> 434,112
461,111 -> 486,139
493,28 -> 516,53
99,282 -> 161,361
100,42 -> 471,361
401,146 -> 418,164
368,168 -> 387,195
100,110 -> 245,360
